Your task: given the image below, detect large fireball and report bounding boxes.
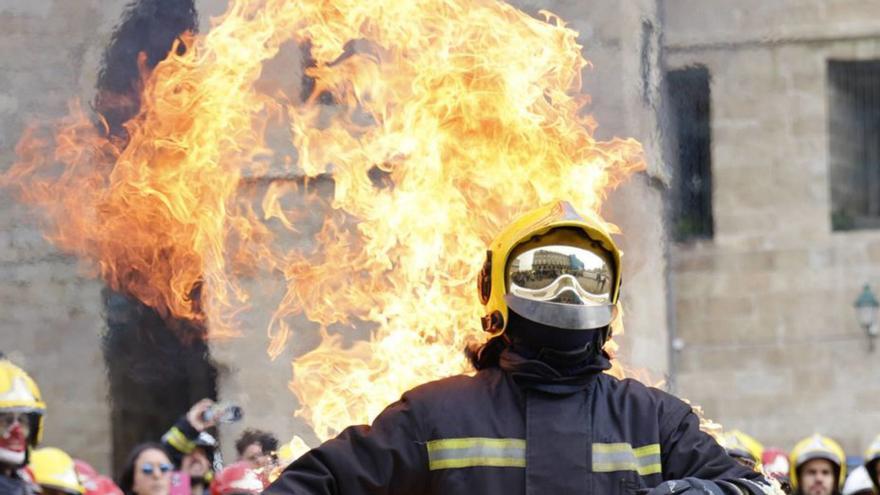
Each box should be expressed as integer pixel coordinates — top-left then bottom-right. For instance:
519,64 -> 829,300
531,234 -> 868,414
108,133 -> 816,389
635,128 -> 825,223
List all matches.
3,0 -> 644,440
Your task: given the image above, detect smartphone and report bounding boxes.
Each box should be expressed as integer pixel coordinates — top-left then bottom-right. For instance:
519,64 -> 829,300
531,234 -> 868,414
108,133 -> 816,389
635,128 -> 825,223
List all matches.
170,471 -> 191,495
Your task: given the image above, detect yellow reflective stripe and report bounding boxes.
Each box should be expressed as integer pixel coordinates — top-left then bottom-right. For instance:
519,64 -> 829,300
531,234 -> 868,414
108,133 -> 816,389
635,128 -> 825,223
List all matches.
592,443 -> 662,477
637,463 -> 663,475
164,427 -> 196,454
426,438 -> 526,471
426,438 -> 525,452
429,456 -> 527,470
633,444 -> 661,457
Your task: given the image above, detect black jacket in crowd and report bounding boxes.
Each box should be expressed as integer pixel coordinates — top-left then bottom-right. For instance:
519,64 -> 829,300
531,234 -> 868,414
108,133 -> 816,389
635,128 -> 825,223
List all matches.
265,346 -> 770,495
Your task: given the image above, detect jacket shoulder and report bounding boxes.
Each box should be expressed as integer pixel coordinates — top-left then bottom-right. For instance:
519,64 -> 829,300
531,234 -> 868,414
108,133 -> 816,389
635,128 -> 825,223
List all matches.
399,368 -> 511,427
598,374 -> 694,424
404,368 -> 504,402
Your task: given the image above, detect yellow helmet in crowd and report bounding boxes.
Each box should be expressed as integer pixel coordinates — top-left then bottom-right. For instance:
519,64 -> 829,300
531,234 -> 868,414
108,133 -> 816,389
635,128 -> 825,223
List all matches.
789,434 -> 846,492
864,434 -> 880,490
477,201 -> 622,335
30,447 -> 85,494
717,430 -> 764,472
0,359 -> 46,446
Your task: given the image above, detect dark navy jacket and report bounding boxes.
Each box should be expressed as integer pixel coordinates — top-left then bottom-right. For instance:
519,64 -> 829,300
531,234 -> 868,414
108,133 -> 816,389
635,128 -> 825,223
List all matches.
266,367 -> 769,494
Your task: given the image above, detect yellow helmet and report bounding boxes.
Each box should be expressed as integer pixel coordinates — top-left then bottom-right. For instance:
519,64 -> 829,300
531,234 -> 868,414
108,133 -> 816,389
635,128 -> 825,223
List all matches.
789,434 -> 846,491
0,360 -> 46,446
30,447 -> 85,494
717,430 -> 764,472
477,201 -> 621,334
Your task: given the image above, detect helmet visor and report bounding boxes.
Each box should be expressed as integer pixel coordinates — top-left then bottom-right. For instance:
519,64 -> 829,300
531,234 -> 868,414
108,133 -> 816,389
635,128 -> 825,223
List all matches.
507,245 -> 613,305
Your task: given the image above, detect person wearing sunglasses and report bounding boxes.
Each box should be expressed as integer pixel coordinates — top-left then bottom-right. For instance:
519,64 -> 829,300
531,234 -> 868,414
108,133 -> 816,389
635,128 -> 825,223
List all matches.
117,443 -> 173,495
265,201 -> 777,495
0,359 -> 46,495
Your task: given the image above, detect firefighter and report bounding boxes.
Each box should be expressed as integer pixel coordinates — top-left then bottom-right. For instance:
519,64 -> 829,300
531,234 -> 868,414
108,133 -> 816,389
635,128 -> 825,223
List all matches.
265,201 -> 772,495
29,447 -> 85,495
864,434 -> 880,492
161,399 -> 221,495
841,465 -> 875,495
0,359 -> 45,495
789,434 -> 846,495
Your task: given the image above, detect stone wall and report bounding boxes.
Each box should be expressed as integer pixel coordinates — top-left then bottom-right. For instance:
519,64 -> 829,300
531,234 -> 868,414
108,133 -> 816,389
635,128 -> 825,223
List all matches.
0,0 -> 131,475
663,0 -> 880,456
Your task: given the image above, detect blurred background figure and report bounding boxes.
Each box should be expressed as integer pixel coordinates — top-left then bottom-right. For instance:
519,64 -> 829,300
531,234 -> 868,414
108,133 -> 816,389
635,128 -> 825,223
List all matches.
0,359 -> 45,495
718,430 -> 764,472
865,435 -> 880,493
162,399 -> 223,495
762,447 -> 792,492
234,430 -> 278,469
117,443 -> 173,495
790,434 -> 847,495
209,462 -> 267,495
841,465 -> 875,495
29,447 -> 86,495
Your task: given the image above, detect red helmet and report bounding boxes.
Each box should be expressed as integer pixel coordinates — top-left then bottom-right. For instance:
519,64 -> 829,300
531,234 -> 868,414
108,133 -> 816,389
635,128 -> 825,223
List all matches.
762,447 -> 790,479
74,459 -> 122,495
210,462 -> 267,495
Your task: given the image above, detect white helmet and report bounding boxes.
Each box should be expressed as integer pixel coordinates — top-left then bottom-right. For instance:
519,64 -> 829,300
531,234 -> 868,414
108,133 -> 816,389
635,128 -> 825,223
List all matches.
842,465 -> 875,495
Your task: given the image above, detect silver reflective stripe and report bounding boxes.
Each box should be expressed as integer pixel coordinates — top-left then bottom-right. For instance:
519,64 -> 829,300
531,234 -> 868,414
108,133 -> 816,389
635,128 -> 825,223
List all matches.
592,443 -> 662,476
426,438 -> 526,470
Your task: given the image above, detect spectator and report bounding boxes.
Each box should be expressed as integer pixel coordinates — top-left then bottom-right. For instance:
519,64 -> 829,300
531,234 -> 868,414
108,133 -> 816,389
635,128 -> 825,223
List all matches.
841,465 -> 875,495
790,434 -> 846,495
161,399 -> 220,495
0,359 -> 45,495
865,435 -> 880,492
235,430 -> 278,469
117,443 -> 172,495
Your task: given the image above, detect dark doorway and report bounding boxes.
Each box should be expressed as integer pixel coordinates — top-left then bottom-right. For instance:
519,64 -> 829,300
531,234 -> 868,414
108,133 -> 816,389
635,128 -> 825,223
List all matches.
102,289 -> 217,475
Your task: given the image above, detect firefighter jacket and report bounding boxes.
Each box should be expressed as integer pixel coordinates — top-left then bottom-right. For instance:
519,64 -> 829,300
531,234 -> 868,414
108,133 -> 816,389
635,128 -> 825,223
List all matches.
266,348 -> 770,495
161,415 -> 201,468
0,470 -> 37,495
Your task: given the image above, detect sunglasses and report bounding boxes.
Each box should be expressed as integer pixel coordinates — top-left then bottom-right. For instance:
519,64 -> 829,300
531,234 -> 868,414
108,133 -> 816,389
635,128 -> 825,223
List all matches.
140,462 -> 173,475
0,412 -> 31,434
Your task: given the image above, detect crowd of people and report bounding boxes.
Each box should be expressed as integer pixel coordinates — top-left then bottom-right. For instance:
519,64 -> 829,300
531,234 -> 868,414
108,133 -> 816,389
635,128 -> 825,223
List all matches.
4,358 -> 880,495
715,429 -> 880,495
0,359 -> 283,495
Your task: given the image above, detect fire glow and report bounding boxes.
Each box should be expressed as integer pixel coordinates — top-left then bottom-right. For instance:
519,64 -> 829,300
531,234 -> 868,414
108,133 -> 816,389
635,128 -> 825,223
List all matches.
3,0 -> 644,442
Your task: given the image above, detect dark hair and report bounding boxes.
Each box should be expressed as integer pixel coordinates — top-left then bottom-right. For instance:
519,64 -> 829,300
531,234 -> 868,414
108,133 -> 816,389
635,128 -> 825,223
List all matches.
117,442 -> 171,495
235,429 -> 279,457
465,334 -> 508,370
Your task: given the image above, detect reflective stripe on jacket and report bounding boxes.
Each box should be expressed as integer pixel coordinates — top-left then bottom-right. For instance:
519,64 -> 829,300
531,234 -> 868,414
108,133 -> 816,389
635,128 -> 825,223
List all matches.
266,367 -> 768,494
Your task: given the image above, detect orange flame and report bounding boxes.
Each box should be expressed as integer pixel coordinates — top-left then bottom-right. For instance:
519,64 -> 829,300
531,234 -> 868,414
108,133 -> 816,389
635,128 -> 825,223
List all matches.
3,0 -> 644,441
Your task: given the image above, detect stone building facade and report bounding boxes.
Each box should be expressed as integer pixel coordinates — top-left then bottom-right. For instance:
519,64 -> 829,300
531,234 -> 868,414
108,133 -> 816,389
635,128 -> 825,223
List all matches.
664,0 -> 880,457
0,0 -> 669,474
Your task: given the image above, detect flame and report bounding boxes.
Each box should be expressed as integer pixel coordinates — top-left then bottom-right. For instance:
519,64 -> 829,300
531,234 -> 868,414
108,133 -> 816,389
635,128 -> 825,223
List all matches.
3,0 -> 644,441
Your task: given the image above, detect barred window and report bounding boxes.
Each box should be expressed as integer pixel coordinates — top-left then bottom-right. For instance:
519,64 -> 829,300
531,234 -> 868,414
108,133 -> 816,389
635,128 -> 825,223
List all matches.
829,60 -> 880,231
666,66 -> 714,241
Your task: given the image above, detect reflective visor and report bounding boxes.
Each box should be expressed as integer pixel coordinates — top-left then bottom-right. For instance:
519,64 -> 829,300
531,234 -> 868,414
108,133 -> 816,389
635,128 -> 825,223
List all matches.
507,245 -> 613,305
505,244 -> 615,330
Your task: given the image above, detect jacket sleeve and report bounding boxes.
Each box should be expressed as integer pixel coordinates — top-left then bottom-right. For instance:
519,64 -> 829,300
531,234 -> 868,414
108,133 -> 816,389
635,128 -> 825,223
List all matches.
161,415 -> 200,467
263,394 -> 430,495
659,406 -> 773,494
